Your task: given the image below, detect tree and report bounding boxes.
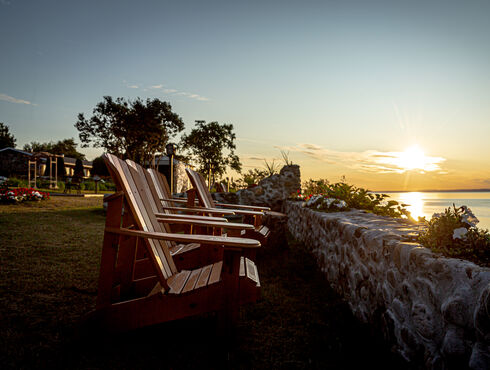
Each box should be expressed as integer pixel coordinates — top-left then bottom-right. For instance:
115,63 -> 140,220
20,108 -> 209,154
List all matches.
23,138 -> 86,160
180,120 -> 241,179
75,96 -> 185,165
74,158 -> 85,178
0,122 -> 16,149
92,155 -> 109,177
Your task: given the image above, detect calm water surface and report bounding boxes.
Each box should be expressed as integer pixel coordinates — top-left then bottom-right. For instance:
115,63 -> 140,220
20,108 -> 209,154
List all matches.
380,192 -> 490,230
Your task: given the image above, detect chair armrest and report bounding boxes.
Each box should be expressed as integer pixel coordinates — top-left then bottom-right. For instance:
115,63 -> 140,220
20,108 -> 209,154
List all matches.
160,205 -> 235,215
155,213 -> 227,222
217,208 -> 263,216
160,197 -> 190,204
156,217 -> 254,230
105,227 -> 261,248
215,202 -> 271,211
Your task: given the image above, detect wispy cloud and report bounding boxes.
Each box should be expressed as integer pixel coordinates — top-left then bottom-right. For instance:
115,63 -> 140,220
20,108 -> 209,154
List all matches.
124,81 -> 209,101
0,93 -> 35,105
283,143 -> 446,174
0,0 -> 11,5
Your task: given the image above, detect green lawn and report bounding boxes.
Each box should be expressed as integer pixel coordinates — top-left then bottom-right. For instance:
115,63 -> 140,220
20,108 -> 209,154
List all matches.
0,197 -> 409,369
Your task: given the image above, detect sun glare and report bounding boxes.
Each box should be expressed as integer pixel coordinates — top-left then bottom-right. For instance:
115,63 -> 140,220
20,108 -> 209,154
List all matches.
397,145 -> 428,171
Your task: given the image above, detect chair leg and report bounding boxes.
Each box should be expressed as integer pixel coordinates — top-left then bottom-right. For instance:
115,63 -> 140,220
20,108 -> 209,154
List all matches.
219,249 -> 241,339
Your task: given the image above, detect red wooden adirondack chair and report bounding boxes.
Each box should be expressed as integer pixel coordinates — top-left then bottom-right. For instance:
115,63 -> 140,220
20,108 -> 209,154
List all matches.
185,168 -> 271,245
125,159 -> 257,269
84,154 -> 261,332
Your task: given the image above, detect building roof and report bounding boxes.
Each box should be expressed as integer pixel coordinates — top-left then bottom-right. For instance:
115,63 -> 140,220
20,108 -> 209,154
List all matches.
0,147 -> 32,156
63,157 -> 93,168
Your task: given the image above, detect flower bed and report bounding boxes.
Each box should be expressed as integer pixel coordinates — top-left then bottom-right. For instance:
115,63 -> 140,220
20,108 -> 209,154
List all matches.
0,188 -> 50,204
289,179 -> 412,218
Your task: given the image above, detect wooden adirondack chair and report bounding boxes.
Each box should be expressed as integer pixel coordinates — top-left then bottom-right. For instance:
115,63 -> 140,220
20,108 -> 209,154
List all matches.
144,165 -> 256,238
124,159 -> 257,268
85,153 -> 261,333
185,168 -> 271,245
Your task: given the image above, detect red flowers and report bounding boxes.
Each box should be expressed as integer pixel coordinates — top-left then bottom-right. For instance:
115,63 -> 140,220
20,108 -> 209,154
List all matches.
0,188 -> 50,204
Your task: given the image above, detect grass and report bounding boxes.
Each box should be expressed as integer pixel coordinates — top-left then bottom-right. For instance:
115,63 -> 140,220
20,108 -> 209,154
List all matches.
35,187 -> 114,195
0,197 -> 410,369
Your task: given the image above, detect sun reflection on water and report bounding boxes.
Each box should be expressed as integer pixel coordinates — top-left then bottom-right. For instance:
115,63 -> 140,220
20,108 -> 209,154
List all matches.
395,192 -> 425,220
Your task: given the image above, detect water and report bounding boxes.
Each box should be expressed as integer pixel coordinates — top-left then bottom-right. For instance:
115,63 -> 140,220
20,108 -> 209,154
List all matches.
380,192 -> 490,230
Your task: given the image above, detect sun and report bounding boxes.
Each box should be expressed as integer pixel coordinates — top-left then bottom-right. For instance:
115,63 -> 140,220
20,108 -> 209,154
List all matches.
397,145 -> 428,171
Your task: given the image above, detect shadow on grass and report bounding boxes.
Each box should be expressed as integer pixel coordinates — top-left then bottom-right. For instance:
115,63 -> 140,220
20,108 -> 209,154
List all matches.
1,205 -> 411,369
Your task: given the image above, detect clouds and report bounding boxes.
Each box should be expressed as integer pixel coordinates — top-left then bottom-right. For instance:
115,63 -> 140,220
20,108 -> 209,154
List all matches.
0,93 -> 35,105
284,143 -> 446,174
125,82 -> 209,101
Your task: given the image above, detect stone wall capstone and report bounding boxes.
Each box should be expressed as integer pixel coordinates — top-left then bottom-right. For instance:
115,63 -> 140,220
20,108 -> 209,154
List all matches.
285,201 -> 490,370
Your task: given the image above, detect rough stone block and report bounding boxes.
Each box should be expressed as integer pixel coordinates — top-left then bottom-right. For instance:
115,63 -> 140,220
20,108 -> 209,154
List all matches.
442,295 -> 472,328
412,302 -> 438,340
469,342 -> 490,370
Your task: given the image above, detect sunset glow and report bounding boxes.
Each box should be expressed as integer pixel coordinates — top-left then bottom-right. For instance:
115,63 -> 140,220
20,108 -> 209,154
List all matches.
1,1 -> 490,191
397,146 -> 427,171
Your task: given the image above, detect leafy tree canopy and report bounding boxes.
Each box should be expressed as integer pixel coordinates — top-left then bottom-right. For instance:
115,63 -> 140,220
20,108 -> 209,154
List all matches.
0,122 -> 16,149
180,120 -> 241,178
23,138 -> 86,160
73,158 -> 85,180
75,96 -> 185,165
91,155 -> 110,176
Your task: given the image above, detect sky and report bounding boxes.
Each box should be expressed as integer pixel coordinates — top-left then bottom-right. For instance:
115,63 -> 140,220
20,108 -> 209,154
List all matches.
1,0 -> 490,191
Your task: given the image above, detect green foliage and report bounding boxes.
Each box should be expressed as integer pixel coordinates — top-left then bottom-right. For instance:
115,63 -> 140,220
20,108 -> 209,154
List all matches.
263,159 -> 279,176
418,205 -> 490,266
237,159 -> 282,189
238,168 -> 268,188
0,122 -> 16,149
292,178 -> 412,219
4,177 -> 28,188
56,181 -> 65,192
302,179 -> 330,195
23,138 -> 85,160
75,179 -> 115,192
73,158 -> 85,179
91,155 -> 109,176
76,96 -> 184,165
180,120 -> 241,178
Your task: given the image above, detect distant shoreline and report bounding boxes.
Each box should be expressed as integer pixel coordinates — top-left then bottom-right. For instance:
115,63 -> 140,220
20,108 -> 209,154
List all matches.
373,189 -> 490,193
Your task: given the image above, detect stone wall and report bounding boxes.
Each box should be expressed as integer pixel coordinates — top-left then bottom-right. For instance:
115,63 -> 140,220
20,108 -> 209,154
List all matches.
174,161 -> 189,194
212,165 -> 301,211
285,201 -> 490,369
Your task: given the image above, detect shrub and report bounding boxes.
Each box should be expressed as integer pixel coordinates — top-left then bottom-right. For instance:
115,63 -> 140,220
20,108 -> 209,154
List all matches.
5,177 -> 28,188
418,205 -> 490,266
290,179 -> 412,219
83,180 -> 95,191
56,181 -> 65,192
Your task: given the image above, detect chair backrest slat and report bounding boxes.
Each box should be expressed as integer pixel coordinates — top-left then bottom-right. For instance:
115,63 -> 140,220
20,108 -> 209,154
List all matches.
123,160 -> 177,274
105,154 -> 177,280
147,169 -> 171,211
126,160 -> 160,215
127,161 -> 174,235
185,168 -> 215,209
